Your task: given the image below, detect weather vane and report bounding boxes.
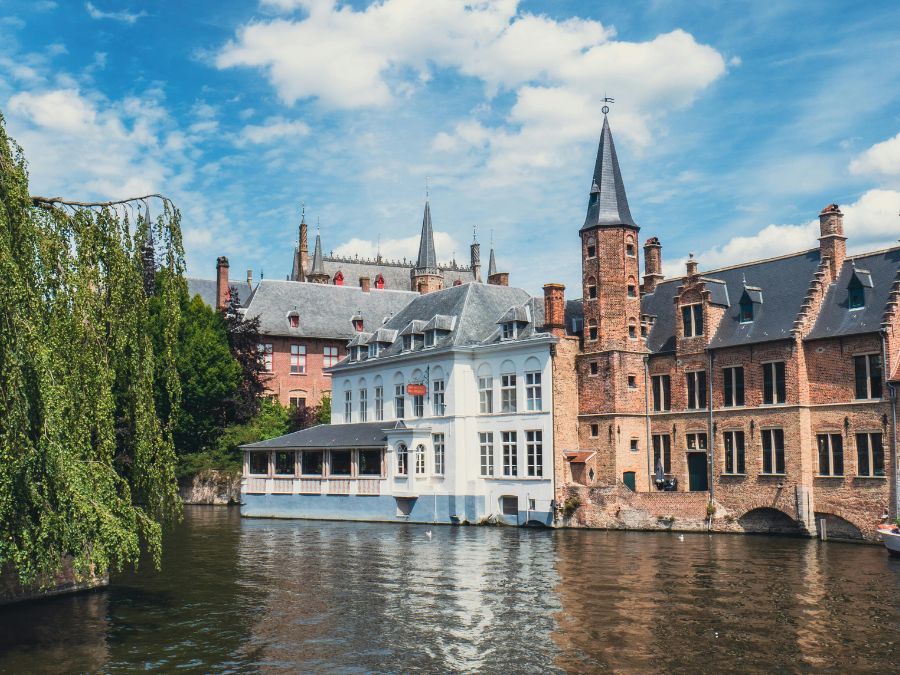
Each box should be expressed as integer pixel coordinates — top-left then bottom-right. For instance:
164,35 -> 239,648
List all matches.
602,93 -> 614,115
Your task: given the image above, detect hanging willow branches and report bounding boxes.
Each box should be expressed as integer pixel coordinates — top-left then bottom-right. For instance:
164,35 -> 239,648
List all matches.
0,113 -> 183,587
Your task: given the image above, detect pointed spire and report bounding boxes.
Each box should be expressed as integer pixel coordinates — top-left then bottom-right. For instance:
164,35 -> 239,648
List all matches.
488,247 -> 497,277
583,114 -> 637,231
309,232 -> 327,278
415,200 -> 438,271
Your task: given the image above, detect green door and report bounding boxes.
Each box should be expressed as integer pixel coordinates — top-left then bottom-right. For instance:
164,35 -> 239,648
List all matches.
623,471 -> 636,491
687,453 -> 708,491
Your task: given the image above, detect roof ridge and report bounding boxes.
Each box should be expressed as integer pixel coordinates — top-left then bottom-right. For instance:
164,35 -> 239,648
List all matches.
654,248 -> 820,286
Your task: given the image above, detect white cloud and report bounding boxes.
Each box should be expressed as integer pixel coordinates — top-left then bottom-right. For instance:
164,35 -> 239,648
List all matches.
664,188 -> 900,276
849,132 -> 900,176
85,2 -> 147,24
333,231 -> 459,265
236,117 -> 311,146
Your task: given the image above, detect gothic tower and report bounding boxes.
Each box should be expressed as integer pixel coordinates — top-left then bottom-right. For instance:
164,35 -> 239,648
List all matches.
307,231 -> 330,284
410,201 -> 443,294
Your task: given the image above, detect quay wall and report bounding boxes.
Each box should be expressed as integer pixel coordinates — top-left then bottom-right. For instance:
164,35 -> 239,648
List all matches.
0,558 -> 107,606
179,469 -> 241,505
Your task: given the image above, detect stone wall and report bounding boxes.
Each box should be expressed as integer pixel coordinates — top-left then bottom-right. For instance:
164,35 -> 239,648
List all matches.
179,469 -> 242,505
1,558 -> 107,606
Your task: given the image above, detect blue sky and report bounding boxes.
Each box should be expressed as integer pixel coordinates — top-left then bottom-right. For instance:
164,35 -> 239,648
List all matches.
1,0 -> 899,294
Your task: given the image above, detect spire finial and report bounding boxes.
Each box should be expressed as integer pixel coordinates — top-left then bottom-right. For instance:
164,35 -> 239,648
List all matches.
602,93 -> 614,115
317,216 -> 320,234
301,201 -> 305,218
425,175 -> 430,199
473,225 -> 477,243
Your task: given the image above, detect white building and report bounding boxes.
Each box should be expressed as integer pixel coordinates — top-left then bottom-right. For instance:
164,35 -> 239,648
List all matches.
241,282 -> 559,525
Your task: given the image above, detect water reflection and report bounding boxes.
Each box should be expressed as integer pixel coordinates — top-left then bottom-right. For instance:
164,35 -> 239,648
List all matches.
0,509 -> 898,673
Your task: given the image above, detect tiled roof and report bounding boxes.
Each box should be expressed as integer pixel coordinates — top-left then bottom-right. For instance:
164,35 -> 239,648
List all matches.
241,422 -> 390,449
243,279 -> 417,339
582,115 -> 637,231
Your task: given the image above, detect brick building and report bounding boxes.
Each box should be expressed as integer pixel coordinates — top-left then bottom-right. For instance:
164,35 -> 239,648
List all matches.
557,114 -> 899,540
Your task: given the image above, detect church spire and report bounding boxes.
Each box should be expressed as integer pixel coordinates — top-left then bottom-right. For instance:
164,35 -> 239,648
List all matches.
308,230 -> 329,283
582,114 -> 637,231
415,200 -> 438,271
487,247 -> 497,277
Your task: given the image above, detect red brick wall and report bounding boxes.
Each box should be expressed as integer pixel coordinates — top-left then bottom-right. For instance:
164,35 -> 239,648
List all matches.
258,335 -> 345,408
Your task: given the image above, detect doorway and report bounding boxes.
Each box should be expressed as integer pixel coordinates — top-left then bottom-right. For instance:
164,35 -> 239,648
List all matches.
687,453 -> 708,491
622,471 -> 636,491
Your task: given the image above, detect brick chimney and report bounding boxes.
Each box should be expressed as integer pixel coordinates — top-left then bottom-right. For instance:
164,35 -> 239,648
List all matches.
818,203 -> 846,282
360,276 -> 371,293
543,283 -> 566,337
487,271 -> 509,286
685,253 -> 698,278
216,256 -> 230,311
643,237 -> 663,294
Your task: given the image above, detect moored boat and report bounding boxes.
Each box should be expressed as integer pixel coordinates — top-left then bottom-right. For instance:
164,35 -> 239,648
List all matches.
877,525 -> 900,556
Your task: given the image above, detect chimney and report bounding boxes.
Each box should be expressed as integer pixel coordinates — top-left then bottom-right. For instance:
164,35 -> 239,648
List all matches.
543,283 -> 566,337
216,256 -> 230,311
246,268 -> 253,287
487,272 -> 509,287
685,253 -> 698,278
818,203 -> 846,281
360,276 -> 371,293
643,237 -> 663,294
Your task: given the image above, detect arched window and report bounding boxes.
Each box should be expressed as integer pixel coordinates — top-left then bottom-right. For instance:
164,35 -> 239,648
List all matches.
410,369 -> 424,417
396,443 -> 408,476
588,319 -> 598,341
414,444 -> 427,475
373,375 -> 384,421
586,276 -> 597,300
585,236 -> 596,259
358,378 -> 368,422
628,318 -> 637,340
342,380 -> 352,423
375,273 -> 385,289
627,276 -> 637,298
333,271 -> 344,286
625,235 -> 636,257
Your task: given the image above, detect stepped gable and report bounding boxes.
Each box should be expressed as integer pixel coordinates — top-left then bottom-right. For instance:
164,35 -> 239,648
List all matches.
640,249 -> 822,353
806,245 -> 900,340
242,279 -> 416,339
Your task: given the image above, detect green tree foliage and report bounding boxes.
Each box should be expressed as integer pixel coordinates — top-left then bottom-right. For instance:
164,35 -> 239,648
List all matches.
222,289 -> 265,423
287,394 -> 331,432
0,114 -> 183,585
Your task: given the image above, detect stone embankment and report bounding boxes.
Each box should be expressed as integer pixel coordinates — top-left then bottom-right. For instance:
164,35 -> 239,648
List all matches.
179,469 -> 241,505
1,558 -> 107,606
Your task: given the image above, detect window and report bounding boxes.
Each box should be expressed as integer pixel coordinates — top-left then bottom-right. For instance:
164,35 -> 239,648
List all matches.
374,386 -> 384,421
358,449 -> 382,476
258,343 -> 273,371
590,423 -> 599,438
479,432 -> 494,476
413,393 -> 424,417
686,432 -> 707,451
288,313 -> 300,328
856,432 -> 885,477
402,335 -> 412,351
502,431 -> 518,476
359,388 -> 368,422
723,366 -> 745,407
626,241 -> 635,257
323,346 -> 339,367
848,276 -> 865,309
588,320 -> 598,341
854,354 -> 883,399
368,343 -> 380,359
424,331 -> 434,348
762,361 -> 786,404
526,430 -> 543,477
478,376 -> 493,413
249,452 -> 268,475
630,438 -> 639,452
414,444 -> 427,475
686,371 -> 707,409
343,390 -> 352,423
394,384 -> 405,419
433,379 -> 446,416
586,239 -> 596,258
681,304 -> 703,337
723,430 -> 745,474
501,495 -> 519,516
301,450 -> 324,476
501,322 -> 517,340
289,395 -> 306,410
501,374 -> 517,413
817,433 -> 843,476
627,375 -> 637,389
330,450 -> 352,476
590,361 -> 598,376
761,428 -> 785,475
396,444 -> 408,476
433,434 -> 445,475
627,284 -> 637,298
587,277 -> 597,299
274,451 -> 295,475
628,321 -> 637,339
652,434 -> 671,473
525,371 -> 542,411
651,374 -> 671,412
739,296 -> 754,323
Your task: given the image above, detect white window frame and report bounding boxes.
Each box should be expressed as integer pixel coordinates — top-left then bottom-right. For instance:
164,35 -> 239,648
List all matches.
374,386 -> 384,421
432,379 -> 446,416
323,346 -> 339,368
762,360 -> 786,405
856,431 -> 885,477
478,376 -> 493,414
343,390 -> 352,423
359,388 -> 368,422
258,343 -> 273,371
723,366 -> 744,407
396,443 -> 408,476
501,374 -> 517,413
479,432 -> 494,477
394,384 -> 405,419
854,353 -> 883,400
526,430 -> 543,477
290,344 -> 306,374
525,371 -> 542,411
433,433 -> 445,476
414,444 -> 427,476
413,394 -> 424,418
686,432 -> 707,451
502,431 -> 518,476
816,433 -> 843,477
501,322 -> 517,340
682,303 -> 703,338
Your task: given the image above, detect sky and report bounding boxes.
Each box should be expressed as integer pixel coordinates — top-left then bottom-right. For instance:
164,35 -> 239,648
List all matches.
1,0 -> 899,295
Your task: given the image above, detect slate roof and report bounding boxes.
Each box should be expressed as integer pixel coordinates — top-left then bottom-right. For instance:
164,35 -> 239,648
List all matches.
488,248 -> 498,276
806,246 -> 900,340
310,233 -> 326,276
329,282 -> 552,371
642,249 -> 823,352
415,201 -> 438,271
582,115 -> 637,231
243,279 -> 417,339
241,422 -> 391,449
319,259 -> 474,290
187,277 -> 255,308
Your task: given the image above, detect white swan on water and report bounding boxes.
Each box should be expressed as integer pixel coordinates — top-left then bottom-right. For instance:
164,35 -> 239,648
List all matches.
425,530 -> 432,540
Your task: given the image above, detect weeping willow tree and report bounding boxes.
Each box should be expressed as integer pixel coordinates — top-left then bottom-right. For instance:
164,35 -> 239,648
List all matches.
0,113 -> 183,587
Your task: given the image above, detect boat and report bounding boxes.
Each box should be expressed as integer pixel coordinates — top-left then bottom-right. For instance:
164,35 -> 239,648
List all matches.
877,525 -> 900,556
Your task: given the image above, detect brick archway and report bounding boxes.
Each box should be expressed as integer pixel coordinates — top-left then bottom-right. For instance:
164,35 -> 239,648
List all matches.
737,506 -> 803,535
813,511 -> 866,540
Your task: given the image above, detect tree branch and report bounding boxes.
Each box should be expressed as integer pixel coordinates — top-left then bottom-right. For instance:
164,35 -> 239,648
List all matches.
31,194 -> 173,211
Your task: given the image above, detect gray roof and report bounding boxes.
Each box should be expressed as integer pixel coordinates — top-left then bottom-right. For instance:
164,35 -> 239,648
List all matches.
187,277 -> 254,308
241,422 -> 391,449
329,282 -> 552,370
243,279 -> 416,339
366,327 -> 398,344
582,115 -> 637,231
642,249 -> 823,352
488,248 -> 497,276
319,258 -> 473,290
310,233 -> 326,276
423,314 -> 456,331
415,201 -> 438,271
497,305 -> 530,324
806,246 -> 900,340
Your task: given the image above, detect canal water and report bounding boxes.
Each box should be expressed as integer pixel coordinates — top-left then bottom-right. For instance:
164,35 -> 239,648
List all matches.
1,506 -> 899,673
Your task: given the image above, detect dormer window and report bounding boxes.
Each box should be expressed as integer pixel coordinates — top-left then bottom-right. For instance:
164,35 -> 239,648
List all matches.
681,304 -> 703,337
375,274 -> 385,290
402,335 -> 412,352
368,343 -> 380,358
501,322 -> 517,340
288,312 -> 300,328
353,318 -> 364,332
739,296 -> 753,322
333,271 -> 344,286
424,331 -> 435,348
848,276 -> 864,309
